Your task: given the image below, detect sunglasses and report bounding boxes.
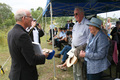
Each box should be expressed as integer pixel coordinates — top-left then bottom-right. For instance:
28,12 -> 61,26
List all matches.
74,13 -> 78,16
25,16 -> 33,19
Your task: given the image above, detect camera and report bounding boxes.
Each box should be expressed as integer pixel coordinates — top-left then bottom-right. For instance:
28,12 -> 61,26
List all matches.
36,23 -> 39,26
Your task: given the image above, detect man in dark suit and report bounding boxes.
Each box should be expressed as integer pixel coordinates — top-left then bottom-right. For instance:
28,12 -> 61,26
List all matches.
7,9 -> 49,80
65,20 -> 70,30
26,19 -> 44,44
69,19 -> 74,27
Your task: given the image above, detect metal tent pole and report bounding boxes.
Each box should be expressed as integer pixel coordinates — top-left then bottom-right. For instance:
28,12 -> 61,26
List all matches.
45,14 -> 47,48
50,2 -> 57,80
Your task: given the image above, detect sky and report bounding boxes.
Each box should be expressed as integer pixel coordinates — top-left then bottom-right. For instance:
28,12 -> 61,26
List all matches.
0,0 -> 120,18
0,0 -> 47,13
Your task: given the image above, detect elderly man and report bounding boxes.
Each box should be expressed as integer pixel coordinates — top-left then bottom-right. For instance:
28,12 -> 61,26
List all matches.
72,7 -> 90,80
7,9 -> 49,80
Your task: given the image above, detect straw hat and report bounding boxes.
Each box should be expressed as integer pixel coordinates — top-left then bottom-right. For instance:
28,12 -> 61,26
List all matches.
66,48 -> 78,67
66,55 -> 78,67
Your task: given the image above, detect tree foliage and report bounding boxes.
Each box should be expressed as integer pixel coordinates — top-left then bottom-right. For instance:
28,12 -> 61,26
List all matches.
0,3 -> 15,29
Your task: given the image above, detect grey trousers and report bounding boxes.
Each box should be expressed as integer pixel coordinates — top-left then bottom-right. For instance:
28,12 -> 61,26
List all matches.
73,62 -> 83,80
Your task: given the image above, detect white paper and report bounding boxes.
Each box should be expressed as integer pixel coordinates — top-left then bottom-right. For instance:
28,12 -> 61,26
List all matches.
32,42 -> 43,55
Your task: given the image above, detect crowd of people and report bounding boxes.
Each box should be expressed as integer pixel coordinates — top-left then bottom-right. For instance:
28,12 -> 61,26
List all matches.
7,6 -> 120,80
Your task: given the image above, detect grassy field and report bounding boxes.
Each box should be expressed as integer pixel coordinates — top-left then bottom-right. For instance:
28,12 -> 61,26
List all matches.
0,29 -> 117,80
0,34 -> 74,80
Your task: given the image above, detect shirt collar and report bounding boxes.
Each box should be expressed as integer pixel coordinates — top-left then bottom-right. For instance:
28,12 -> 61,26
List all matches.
77,17 -> 85,25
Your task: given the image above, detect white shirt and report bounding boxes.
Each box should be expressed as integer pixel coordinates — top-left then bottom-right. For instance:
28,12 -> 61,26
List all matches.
59,31 -> 64,38
33,27 -> 39,43
72,17 -> 90,48
50,24 -> 55,29
26,27 -> 39,43
61,31 -> 66,39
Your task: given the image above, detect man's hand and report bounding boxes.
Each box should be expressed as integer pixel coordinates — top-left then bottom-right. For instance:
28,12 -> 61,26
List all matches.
31,21 -> 37,27
79,50 -> 86,57
38,24 -> 42,30
43,52 -> 49,58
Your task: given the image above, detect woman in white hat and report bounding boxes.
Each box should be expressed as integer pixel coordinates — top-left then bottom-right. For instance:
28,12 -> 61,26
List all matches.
79,17 -> 111,80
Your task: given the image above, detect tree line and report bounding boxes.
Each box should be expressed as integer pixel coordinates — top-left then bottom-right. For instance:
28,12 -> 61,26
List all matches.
0,3 -> 119,30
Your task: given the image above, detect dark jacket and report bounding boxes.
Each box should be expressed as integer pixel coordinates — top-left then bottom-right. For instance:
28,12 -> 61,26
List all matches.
29,26 -> 44,43
7,24 -> 45,80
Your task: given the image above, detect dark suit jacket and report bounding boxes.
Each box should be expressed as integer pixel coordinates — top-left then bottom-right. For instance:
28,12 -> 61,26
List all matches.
29,26 -> 44,43
7,24 -> 45,80
65,23 -> 69,29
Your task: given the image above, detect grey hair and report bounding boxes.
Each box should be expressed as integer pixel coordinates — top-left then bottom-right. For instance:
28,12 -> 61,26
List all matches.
74,7 -> 84,13
14,10 -> 27,22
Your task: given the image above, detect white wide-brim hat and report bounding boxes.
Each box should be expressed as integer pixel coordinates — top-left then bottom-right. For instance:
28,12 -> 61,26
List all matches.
87,17 -> 102,29
66,48 -> 78,67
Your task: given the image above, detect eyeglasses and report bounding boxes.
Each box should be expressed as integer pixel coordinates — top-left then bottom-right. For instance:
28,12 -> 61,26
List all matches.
25,16 -> 33,19
74,13 -> 78,16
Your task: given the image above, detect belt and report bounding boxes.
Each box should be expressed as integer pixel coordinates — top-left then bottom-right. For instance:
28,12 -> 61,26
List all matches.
74,46 -> 79,48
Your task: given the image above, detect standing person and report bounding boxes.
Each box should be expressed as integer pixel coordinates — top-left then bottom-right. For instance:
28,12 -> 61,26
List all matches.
80,17 -> 110,80
47,22 -> 55,42
56,7 -> 90,80
26,19 -> 44,44
105,18 -> 112,36
69,19 -> 75,28
72,7 -> 90,80
65,20 -> 70,30
7,9 -> 49,80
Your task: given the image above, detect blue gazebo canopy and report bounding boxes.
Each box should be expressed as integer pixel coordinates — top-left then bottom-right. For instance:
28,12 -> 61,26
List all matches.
43,0 -> 120,17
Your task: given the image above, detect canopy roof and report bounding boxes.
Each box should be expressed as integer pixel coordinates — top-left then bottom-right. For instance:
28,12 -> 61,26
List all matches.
43,0 -> 120,17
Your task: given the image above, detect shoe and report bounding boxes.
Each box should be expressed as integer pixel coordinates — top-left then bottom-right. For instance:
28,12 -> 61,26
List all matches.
47,40 -> 50,42
56,65 -> 67,71
57,48 -> 61,51
60,61 -> 65,64
54,54 -> 61,58
48,42 -> 52,45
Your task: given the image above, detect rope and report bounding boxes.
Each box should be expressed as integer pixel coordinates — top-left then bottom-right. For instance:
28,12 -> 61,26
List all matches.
0,56 -> 10,74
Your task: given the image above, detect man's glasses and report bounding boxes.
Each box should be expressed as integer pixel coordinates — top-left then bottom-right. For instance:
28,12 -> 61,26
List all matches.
74,13 -> 78,16
25,16 -> 33,19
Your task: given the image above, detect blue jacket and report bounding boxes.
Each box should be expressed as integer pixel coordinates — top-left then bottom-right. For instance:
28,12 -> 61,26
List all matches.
85,30 -> 111,74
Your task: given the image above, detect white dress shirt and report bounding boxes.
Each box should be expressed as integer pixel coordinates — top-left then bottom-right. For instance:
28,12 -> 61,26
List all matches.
72,17 -> 90,48
50,24 -> 55,29
33,27 -> 39,43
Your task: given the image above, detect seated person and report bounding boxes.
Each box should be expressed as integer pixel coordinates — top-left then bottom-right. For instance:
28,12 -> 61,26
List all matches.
48,27 -> 63,45
54,28 -> 64,46
56,28 -> 67,51
54,27 -> 58,37
111,21 -> 120,60
54,31 -> 72,64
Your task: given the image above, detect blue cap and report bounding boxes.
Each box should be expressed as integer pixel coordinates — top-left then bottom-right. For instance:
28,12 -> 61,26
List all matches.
47,50 -> 55,60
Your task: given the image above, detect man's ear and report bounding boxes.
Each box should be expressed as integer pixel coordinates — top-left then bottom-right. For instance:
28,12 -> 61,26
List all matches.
22,16 -> 25,21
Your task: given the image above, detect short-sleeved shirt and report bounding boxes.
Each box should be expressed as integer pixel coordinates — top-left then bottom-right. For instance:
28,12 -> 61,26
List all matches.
72,17 -> 90,48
